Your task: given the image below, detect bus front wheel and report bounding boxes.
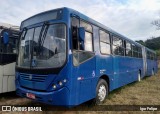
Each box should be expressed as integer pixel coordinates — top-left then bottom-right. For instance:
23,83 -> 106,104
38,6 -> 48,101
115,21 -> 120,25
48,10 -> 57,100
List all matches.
92,79 -> 108,105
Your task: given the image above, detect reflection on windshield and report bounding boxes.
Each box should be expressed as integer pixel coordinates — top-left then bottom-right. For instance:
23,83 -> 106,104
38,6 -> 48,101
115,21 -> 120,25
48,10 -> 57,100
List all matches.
18,24 -> 66,68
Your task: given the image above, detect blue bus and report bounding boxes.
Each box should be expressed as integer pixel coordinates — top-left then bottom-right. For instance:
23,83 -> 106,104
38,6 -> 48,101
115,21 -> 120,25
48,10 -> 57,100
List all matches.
16,7 -> 158,106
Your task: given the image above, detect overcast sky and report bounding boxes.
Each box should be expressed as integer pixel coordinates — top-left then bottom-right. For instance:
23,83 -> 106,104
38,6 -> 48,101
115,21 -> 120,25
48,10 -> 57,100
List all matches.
0,0 -> 160,41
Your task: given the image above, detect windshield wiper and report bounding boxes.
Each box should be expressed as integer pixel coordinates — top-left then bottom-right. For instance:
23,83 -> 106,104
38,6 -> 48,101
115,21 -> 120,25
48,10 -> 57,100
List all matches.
30,22 -> 49,68
40,25 -> 49,48
37,22 -> 49,54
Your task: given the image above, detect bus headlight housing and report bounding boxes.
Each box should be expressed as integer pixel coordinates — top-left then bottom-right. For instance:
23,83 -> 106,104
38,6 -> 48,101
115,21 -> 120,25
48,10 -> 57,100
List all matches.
53,85 -> 57,89
59,81 -> 63,86
52,79 -> 67,90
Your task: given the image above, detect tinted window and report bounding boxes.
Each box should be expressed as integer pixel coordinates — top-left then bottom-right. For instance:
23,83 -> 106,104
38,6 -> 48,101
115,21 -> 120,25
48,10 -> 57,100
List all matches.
71,17 -> 79,50
138,47 -> 142,58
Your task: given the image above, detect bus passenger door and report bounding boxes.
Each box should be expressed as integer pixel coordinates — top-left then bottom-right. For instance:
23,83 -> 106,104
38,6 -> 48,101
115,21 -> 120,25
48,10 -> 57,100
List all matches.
71,17 -> 96,104
73,51 -> 95,103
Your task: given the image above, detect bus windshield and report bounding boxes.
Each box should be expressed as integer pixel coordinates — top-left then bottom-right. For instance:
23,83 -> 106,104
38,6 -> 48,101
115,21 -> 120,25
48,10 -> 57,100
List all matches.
17,23 -> 66,69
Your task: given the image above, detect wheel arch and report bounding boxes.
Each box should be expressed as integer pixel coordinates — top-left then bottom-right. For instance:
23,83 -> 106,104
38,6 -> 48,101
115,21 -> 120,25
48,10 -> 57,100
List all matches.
139,69 -> 141,77
99,75 -> 110,92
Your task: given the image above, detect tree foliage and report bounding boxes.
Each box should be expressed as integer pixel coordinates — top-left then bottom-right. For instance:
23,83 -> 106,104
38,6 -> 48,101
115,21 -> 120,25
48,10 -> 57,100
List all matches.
156,50 -> 160,58
152,12 -> 160,30
136,37 -> 160,50
135,40 -> 145,46
145,37 -> 160,50
136,37 -> 160,57
152,20 -> 160,30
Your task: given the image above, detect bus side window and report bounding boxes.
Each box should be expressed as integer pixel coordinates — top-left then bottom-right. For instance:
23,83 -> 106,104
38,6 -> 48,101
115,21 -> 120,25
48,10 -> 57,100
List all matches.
72,19 -> 94,66
99,30 -> 111,54
132,44 -> 139,58
71,17 -> 79,50
138,47 -> 142,58
125,41 -> 132,57
80,20 -> 93,52
112,36 -> 124,56
0,29 -> 19,54
147,51 -> 150,59
84,31 -> 93,51
6,36 -> 18,54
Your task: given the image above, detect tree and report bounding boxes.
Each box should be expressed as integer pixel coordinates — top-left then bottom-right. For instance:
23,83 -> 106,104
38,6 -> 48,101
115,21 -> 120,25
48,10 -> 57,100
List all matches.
145,37 -> 160,50
135,40 -> 145,46
156,50 -> 160,57
152,12 -> 160,30
152,20 -> 160,29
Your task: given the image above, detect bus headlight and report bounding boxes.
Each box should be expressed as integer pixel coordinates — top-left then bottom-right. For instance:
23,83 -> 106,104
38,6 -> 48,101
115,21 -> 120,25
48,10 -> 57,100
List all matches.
53,85 -> 57,89
63,79 -> 67,83
59,81 -> 63,86
52,79 -> 67,90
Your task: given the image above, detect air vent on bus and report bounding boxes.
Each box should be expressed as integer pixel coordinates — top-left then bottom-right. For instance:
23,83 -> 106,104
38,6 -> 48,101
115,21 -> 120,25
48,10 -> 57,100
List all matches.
20,73 -> 47,82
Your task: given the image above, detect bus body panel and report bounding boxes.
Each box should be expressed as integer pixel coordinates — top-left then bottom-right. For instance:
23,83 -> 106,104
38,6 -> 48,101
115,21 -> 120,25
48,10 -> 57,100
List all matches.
71,56 -> 96,104
112,56 -> 143,90
16,85 -> 70,105
0,62 -> 16,93
145,48 -> 158,76
146,59 -> 157,75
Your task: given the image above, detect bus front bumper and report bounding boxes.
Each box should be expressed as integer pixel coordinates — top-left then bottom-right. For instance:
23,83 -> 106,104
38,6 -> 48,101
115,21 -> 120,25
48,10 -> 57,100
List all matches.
16,86 -> 69,106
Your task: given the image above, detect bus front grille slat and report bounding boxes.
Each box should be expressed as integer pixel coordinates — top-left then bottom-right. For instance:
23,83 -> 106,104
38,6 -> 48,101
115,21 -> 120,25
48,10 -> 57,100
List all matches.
19,74 -> 47,82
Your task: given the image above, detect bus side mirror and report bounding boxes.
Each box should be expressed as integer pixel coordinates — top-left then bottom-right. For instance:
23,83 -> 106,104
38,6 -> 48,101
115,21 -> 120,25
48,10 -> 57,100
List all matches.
78,27 -> 85,50
3,32 -> 9,44
78,27 -> 85,42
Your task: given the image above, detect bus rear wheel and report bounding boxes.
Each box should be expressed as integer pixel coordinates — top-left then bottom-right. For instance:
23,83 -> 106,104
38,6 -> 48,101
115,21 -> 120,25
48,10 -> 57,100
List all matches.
92,79 -> 108,105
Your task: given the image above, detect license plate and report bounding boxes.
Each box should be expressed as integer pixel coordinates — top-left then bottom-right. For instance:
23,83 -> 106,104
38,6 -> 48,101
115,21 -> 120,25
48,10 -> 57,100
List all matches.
26,93 -> 35,99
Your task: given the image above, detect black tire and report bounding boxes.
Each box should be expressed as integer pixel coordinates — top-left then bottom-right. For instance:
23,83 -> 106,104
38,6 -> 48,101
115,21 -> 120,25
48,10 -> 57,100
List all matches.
91,79 -> 108,105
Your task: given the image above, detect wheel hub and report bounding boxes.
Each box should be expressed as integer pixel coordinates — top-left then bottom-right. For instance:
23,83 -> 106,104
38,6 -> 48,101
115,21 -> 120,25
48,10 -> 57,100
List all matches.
98,85 -> 106,101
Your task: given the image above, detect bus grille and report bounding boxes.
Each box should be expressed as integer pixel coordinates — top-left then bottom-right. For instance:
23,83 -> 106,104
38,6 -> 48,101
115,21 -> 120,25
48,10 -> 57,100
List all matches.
20,73 -> 47,82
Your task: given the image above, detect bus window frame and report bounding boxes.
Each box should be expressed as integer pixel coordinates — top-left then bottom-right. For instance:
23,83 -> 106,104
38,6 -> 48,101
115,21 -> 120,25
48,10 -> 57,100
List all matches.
99,29 -> 112,55
71,16 -> 95,66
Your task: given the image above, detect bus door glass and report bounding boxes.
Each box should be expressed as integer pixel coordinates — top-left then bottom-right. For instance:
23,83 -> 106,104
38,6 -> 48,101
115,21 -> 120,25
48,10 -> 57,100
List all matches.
71,17 -> 96,102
